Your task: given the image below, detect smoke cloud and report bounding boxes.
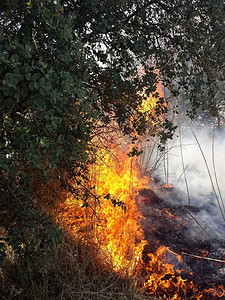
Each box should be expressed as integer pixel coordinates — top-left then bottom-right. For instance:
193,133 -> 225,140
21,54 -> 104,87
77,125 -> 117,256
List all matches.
143,124 -> 225,244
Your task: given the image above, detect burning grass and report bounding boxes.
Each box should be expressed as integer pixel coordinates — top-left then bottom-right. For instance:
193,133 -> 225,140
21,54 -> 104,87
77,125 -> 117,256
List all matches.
57,146 -> 149,276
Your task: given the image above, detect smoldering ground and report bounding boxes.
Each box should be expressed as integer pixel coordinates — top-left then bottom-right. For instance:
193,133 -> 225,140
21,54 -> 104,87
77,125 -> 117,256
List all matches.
137,125 -> 225,289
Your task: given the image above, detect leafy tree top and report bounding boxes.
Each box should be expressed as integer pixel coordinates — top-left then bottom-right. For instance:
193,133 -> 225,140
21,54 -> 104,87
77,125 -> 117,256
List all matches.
0,0 -> 224,176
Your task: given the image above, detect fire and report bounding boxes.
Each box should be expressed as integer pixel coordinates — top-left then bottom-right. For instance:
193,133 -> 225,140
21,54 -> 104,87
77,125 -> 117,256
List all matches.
55,83 -> 225,299
141,82 -> 164,113
58,144 -> 150,274
142,246 -> 225,299
156,208 -> 178,221
142,246 -> 201,299
57,84 -> 164,274
90,147 -> 149,271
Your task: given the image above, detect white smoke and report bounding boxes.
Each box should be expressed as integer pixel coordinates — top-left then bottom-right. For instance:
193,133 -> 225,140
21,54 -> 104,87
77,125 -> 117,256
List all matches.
143,124 -> 225,243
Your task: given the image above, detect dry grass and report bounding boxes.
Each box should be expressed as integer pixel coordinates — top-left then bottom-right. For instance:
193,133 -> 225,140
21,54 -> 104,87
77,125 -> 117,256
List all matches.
0,232 -> 159,300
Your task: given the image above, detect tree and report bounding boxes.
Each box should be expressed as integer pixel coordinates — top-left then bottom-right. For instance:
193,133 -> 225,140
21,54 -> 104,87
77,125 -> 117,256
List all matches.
0,0 -> 224,292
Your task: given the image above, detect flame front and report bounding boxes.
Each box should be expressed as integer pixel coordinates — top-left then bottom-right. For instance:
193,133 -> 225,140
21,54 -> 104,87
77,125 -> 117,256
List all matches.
93,148 -> 150,271
58,145 -> 149,274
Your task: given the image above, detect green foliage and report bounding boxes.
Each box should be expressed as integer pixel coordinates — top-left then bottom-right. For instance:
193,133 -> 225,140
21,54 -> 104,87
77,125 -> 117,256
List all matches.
0,3 -> 95,177
9,213 -> 63,280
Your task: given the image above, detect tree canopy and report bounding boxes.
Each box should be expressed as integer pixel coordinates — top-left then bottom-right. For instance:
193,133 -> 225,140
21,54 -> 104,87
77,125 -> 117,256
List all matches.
1,0 -> 224,173
0,0 -> 224,294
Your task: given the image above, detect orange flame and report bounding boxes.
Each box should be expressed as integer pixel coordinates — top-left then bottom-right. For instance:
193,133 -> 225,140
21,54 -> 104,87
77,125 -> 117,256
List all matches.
142,246 -> 201,299
58,145 -> 149,274
90,148 -> 149,271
